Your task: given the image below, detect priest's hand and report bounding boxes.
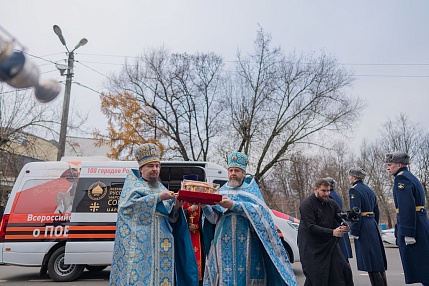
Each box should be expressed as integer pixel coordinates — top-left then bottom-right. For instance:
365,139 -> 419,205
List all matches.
160,190 -> 175,201
189,204 -> 198,211
218,197 -> 234,209
188,223 -> 198,232
173,194 -> 185,211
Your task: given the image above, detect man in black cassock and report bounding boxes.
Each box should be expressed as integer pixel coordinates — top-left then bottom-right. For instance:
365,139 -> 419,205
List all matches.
298,178 -> 354,286
325,177 -> 353,263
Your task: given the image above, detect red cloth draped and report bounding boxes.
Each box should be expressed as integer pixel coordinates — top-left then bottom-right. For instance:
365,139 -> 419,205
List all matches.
183,202 -> 203,280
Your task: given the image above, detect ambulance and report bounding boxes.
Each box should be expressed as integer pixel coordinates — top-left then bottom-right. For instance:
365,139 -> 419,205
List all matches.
0,157 -> 299,282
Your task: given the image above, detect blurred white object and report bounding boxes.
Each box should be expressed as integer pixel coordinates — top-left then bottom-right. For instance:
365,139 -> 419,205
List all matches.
0,29 -> 61,103
0,38 -> 13,62
1,50 -> 40,88
35,78 -> 62,103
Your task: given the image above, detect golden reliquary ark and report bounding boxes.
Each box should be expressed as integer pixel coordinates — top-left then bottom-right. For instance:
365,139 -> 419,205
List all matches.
177,180 -> 222,205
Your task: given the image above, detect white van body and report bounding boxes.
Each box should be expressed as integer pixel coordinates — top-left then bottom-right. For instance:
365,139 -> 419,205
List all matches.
0,161 -> 73,264
0,157 -> 299,282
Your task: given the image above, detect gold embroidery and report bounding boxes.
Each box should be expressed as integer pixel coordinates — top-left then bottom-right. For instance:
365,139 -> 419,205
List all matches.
161,239 -> 172,251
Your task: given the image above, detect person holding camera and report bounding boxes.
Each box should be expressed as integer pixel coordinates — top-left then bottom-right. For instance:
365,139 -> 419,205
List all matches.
298,178 -> 354,286
325,177 -> 353,263
348,167 -> 387,286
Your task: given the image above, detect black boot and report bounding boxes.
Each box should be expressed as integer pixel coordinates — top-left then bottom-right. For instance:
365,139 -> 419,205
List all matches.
381,272 -> 388,286
368,272 -> 385,286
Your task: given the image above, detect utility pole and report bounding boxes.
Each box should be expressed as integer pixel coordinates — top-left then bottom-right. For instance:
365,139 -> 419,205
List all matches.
53,25 -> 87,161
57,51 -> 74,161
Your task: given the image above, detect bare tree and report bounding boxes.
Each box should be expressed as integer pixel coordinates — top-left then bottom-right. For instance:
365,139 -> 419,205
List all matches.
415,134 -> 429,208
318,141 -> 355,210
0,86 -> 60,206
379,113 -> 421,157
0,86 -> 60,156
102,48 -> 225,161
261,152 -> 321,218
225,28 -> 363,181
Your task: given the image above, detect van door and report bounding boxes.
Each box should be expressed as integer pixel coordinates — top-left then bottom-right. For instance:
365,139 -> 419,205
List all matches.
65,175 -> 126,265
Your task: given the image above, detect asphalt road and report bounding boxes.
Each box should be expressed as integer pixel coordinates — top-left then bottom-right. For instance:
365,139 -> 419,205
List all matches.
0,244 -> 421,285
294,243 -> 420,286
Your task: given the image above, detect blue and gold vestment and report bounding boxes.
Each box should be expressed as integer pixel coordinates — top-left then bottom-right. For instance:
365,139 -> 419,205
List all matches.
110,170 -> 198,286
202,178 -> 297,286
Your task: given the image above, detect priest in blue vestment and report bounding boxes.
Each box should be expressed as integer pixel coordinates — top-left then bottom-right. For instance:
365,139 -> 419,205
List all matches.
202,151 -> 297,286
110,143 -> 198,286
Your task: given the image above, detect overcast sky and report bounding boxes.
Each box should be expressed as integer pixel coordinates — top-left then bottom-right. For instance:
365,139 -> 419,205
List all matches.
2,0 -> 429,150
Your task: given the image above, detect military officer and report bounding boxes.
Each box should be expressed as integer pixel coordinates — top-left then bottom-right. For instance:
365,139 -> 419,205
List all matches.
386,152 -> 429,286
348,167 -> 387,286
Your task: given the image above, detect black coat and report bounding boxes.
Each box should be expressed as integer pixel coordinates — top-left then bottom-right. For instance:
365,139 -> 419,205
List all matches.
298,194 -> 353,286
329,189 -> 353,260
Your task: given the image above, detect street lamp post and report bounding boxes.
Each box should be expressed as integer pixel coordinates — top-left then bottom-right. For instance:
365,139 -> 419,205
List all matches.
53,25 -> 87,161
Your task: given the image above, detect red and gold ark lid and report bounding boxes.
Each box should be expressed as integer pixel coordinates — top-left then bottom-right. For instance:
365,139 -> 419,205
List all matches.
177,190 -> 222,205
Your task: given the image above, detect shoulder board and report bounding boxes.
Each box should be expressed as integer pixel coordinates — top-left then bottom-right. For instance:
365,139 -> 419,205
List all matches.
397,171 -> 404,176
352,184 -> 357,188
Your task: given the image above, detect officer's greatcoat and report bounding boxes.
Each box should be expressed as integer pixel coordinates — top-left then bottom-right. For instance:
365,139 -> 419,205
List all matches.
393,167 -> 429,285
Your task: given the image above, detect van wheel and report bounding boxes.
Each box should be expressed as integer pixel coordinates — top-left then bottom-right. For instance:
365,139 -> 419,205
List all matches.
85,265 -> 107,272
47,246 -> 84,282
281,239 -> 293,263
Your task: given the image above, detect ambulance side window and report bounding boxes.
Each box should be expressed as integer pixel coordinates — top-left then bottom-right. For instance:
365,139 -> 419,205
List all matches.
160,166 -> 206,192
213,179 -> 227,187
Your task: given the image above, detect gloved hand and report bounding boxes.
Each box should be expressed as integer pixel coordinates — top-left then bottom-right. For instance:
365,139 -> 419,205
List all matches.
350,235 -> 359,240
404,236 -> 416,245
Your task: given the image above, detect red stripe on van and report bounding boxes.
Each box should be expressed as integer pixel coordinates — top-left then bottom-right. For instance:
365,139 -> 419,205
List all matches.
67,234 -> 115,239
8,213 -> 71,224
69,226 -> 116,231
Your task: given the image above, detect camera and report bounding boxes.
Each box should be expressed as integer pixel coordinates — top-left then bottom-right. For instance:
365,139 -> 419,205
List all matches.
337,207 -> 361,226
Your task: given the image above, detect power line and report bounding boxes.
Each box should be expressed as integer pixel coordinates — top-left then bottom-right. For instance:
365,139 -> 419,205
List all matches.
76,61 -> 110,78
355,74 -> 429,78
38,52 -> 66,57
40,69 -> 59,75
14,49 -> 429,81
20,50 -> 57,65
77,60 -> 123,66
73,82 -> 104,95
78,52 -> 138,59
341,63 -> 429,66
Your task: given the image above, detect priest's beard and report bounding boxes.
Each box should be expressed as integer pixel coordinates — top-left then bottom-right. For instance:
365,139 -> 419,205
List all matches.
229,177 -> 244,188
147,178 -> 159,187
